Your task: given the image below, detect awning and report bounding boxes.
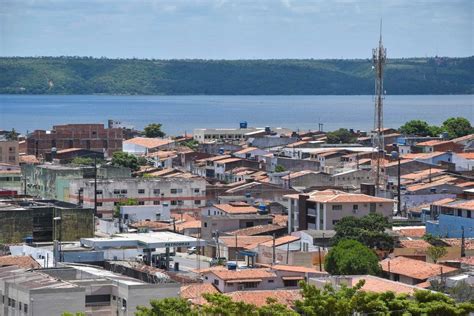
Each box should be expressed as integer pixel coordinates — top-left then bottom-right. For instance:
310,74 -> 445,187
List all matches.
226,279 -> 262,284
282,276 -> 304,281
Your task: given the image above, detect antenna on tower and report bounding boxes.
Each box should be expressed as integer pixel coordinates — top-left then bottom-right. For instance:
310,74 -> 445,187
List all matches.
372,18 -> 387,195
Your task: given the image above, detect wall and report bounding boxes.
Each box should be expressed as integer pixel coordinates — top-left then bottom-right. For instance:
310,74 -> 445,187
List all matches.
0,140 -> 19,165
323,201 -> 394,230
426,214 -> 474,238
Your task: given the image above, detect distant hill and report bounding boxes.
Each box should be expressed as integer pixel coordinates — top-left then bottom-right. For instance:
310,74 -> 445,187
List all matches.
0,56 -> 472,95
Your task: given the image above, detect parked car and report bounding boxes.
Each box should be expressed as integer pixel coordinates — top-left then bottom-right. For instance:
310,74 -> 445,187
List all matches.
187,247 -> 197,255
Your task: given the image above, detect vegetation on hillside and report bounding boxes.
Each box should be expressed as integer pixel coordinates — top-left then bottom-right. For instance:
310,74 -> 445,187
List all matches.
399,117 -> 473,138
1,56 -> 472,95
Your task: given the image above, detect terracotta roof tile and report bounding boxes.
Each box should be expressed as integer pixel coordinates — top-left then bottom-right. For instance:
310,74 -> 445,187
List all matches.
219,235 -> 273,248
227,224 -> 284,236
307,189 -> 394,204
214,204 -> 259,214
257,235 -> 300,248
396,227 -> 426,238
180,283 -> 219,300
349,275 -> 423,294
234,147 -> 259,155
0,255 -> 41,269
210,268 -> 276,281
226,289 -> 301,307
123,137 -> 174,149
399,239 -> 431,250
19,155 -> 39,164
381,256 -> 458,280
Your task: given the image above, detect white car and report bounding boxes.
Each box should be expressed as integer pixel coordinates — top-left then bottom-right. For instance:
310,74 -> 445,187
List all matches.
187,247 -> 197,255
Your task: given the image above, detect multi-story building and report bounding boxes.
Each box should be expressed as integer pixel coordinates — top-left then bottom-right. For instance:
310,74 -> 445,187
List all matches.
26,123 -> 123,158
0,140 -> 19,165
0,198 -> 94,243
285,189 -> 395,232
68,177 -> 207,217
22,164 -> 131,200
0,264 -> 180,316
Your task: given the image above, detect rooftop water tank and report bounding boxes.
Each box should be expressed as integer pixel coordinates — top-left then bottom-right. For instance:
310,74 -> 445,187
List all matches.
240,121 -> 248,129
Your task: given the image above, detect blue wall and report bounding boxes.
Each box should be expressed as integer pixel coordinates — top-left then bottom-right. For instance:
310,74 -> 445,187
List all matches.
426,214 -> 474,238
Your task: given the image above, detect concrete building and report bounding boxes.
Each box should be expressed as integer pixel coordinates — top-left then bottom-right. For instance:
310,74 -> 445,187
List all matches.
120,204 -> 171,223
68,177 -> 207,217
232,147 -> 270,160
26,123 -> 123,158
22,163 -> 131,200
0,198 -> 93,243
0,140 -> 19,165
285,189 -> 395,232
0,266 -> 85,316
193,127 -> 263,143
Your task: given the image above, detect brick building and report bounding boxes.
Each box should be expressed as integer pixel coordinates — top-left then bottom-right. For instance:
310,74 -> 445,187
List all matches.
26,124 -> 123,158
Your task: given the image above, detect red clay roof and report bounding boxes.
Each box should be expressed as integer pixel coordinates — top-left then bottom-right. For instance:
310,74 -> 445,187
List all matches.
226,289 -> 301,307
219,235 -> 272,248
381,256 -> 458,280
210,268 -> 276,281
180,283 -> 219,300
124,137 -> 174,149
213,203 -> 259,214
350,275 -> 423,295
307,189 -> 394,204
227,224 -> 284,236
0,255 -> 41,269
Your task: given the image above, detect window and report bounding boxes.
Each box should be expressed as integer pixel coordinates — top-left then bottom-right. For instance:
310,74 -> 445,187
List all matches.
153,201 -> 160,205
113,189 -> 120,194
353,204 -> 358,210
96,190 -> 103,195
138,189 -> 145,194
243,282 -> 258,288
114,202 -> 120,206
332,220 -> 339,225
153,189 -> 160,195
177,200 -> 184,205
214,279 -> 219,286
23,303 -> 28,313
120,189 -> 127,194
468,211 -> 472,218
194,188 -> 200,193
96,202 -> 103,207
204,222 -> 208,227
245,222 -> 254,228
138,201 -> 145,205
332,205 -> 342,211
122,299 -> 127,309
19,302 -> 22,311
283,280 -> 298,287
171,200 -> 177,205
194,200 -> 201,205
458,209 -> 463,217
268,280 -> 274,283
112,296 -> 116,301
171,188 -> 183,194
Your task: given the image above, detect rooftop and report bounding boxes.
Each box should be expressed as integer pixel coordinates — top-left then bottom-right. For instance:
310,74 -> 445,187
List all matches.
226,289 -> 301,307
0,255 -> 41,269
306,189 -> 394,204
0,266 -> 78,290
227,224 -> 285,236
123,137 -> 174,149
210,268 -> 276,281
213,203 -> 259,214
219,235 -> 273,248
380,256 -> 458,280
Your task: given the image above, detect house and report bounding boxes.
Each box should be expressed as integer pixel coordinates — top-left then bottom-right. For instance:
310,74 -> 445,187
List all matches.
416,140 -> 463,153
45,148 -> 105,163
123,137 -> 175,155
225,289 -> 301,307
285,189 -> 395,232
221,181 -> 295,206
380,256 -> 459,286
309,274 -> 426,295
217,235 -> 273,260
291,229 -> 336,250
226,224 -> 287,237
233,147 -> 269,160
426,198 -> 474,238
200,203 -> 274,253
281,170 -> 333,190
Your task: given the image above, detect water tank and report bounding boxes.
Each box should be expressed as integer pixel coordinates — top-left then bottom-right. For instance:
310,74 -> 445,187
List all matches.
218,147 -> 225,155
24,236 -> 33,244
227,262 -> 237,270
265,126 -> 271,134
240,121 -> 248,129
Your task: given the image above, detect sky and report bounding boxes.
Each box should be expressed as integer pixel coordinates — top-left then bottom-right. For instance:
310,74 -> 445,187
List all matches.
0,0 -> 472,59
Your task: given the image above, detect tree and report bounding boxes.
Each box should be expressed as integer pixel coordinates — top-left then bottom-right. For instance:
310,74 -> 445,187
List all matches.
135,297 -> 194,316
5,128 -> 18,141
332,213 -> 394,250
449,280 -> 474,303
324,239 -> 381,275
274,165 -> 286,173
144,123 -> 166,138
113,198 -> 138,218
182,139 -> 199,151
442,117 -> 473,139
71,157 -> 95,165
326,128 -> 356,144
137,156 -> 149,166
426,245 -> 448,263
111,151 -> 139,171
399,120 -> 432,136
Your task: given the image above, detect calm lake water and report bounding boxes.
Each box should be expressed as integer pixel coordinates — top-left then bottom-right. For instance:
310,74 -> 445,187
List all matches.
0,95 -> 472,135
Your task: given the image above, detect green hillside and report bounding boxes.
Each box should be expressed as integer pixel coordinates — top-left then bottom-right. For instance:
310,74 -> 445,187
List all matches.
0,56 -> 472,95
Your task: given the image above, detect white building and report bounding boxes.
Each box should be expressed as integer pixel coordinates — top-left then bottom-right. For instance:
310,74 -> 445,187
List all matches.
123,137 -> 175,156
68,177 -> 206,217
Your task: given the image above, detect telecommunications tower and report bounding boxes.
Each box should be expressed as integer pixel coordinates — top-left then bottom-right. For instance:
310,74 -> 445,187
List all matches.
372,21 -> 387,194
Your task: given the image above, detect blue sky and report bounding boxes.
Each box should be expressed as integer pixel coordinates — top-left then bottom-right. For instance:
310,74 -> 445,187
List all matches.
1,0 -> 472,59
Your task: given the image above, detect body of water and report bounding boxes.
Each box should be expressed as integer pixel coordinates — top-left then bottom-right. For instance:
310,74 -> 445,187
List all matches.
0,95 -> 472,135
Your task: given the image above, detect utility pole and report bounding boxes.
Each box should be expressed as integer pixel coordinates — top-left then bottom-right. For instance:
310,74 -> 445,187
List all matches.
272,234 -> 276,265
235,234 -> 238,263
461,226 -> 466,257
372,20 -> 387,195
94,156 -> 98,217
